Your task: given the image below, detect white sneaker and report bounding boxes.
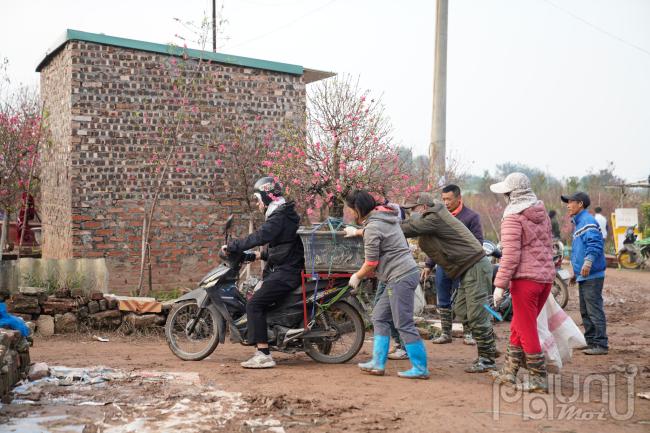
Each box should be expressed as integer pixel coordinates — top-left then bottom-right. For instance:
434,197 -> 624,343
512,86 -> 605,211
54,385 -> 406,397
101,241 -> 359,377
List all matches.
240,351 -> 276,369
388,348 -> 409,360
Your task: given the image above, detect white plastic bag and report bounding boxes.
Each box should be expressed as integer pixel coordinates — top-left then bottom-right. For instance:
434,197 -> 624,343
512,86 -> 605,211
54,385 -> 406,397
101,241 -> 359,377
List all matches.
537,293 -> 586,371
413,283 -> 426,317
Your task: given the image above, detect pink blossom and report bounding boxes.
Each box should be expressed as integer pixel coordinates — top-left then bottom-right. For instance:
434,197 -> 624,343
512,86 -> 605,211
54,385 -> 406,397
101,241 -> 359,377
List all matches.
216,159 -> 223,167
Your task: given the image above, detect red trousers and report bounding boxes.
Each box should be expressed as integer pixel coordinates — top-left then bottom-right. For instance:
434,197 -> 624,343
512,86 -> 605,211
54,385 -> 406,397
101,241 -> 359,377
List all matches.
509,279 -> 552,354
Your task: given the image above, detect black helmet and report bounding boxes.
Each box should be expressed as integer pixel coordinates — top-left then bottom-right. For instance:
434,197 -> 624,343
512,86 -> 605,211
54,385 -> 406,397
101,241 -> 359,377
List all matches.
253,176 -> 283,206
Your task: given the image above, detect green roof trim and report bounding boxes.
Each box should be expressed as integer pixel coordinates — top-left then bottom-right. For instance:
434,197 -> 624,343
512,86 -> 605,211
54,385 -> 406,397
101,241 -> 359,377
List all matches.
36,29 -> 304,75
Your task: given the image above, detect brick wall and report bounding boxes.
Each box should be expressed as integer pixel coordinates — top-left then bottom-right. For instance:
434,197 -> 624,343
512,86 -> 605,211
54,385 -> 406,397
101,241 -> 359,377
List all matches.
39,41 -> 306,293
40,45 -> 73,259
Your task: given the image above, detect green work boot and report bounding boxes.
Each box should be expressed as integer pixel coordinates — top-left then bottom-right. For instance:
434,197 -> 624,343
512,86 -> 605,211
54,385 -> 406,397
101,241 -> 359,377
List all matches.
431,308 -> 453,344
491,344 -> 523,384
516,352 -> 548,393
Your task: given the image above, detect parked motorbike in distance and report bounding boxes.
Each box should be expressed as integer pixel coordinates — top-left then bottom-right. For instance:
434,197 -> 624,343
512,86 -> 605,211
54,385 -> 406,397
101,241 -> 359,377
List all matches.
552,240 -> 570,308
165,215 -> 366,364
618,225 -> 650,270
483,240 -> 512,321
483,238 -> 570,317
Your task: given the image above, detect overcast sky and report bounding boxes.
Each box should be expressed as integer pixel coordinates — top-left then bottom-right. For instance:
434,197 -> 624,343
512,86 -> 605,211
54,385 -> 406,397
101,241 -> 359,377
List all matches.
2,0 -> 649,182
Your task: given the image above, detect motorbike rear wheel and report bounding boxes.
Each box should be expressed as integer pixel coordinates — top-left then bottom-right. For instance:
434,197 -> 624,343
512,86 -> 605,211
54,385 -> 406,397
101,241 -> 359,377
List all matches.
304,301 -> 365,364
618,251 -> 640,270
165,300 -> 223,361
551,275 -> 569,308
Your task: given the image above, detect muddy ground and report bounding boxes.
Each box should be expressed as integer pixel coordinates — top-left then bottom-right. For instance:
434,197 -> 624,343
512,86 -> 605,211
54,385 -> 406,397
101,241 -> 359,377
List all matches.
2,268 -> 649,432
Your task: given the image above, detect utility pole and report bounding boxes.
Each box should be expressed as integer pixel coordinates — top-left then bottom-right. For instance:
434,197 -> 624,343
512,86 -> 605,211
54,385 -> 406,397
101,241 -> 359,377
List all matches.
430,0 -> 448,185
212,0 -> 217,52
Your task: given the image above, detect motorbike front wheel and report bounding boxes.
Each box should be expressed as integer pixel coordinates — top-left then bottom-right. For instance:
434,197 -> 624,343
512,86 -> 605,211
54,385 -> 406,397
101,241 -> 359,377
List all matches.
618,250 -> 641,270
304,301 -> 365,364
165,300 -> 223,361
551,275 -> 569,308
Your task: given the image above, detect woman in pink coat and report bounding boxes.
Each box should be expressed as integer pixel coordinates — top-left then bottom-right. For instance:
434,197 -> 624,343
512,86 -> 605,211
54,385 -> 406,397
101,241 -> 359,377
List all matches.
490,172 -> 555,393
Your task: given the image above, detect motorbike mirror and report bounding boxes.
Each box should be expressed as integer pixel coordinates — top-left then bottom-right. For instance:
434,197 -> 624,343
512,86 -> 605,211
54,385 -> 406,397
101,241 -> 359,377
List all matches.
224,215 -> 234,234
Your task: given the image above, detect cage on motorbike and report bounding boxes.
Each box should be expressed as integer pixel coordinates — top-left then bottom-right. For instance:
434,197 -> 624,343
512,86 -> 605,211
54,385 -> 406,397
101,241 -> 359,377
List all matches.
297,219 -> 365,327
297,221 -> 365,274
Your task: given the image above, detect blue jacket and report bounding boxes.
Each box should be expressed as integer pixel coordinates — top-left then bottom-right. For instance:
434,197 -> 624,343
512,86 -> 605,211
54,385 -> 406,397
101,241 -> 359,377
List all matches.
570,210 -> 606,281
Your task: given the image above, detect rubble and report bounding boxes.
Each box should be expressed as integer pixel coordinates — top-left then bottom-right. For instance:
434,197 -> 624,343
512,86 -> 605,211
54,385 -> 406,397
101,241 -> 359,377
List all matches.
28,362 -> 49,381
4,288 -> 170,335
0,328 -> 30,400
2,365 -> 285,433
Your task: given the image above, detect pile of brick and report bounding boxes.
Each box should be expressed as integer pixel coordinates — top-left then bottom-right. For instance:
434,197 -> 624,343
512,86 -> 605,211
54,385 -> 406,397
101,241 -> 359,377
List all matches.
5,287 -> 167,335
0,328 -> 30,400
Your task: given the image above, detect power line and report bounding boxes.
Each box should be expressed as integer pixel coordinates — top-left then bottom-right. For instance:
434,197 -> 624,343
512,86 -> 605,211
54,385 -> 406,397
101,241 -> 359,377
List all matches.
227,0 -> 338,49
539,0 -> 650,58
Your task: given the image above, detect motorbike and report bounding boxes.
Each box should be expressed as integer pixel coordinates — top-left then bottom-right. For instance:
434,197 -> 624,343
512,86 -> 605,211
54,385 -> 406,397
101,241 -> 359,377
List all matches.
165,215 -> 366,363
551,240 -> 570,308
483,238 -> 570,319
483,240 -> 513,321
617,225 -> 650,270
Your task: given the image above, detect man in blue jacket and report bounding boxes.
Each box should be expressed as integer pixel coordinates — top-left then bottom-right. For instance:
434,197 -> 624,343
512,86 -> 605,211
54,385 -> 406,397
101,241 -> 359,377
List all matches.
562,192 -> 608,355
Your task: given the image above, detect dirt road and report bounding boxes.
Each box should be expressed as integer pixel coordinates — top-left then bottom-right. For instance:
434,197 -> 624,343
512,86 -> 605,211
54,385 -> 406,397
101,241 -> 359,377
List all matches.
3,268 -> 650,432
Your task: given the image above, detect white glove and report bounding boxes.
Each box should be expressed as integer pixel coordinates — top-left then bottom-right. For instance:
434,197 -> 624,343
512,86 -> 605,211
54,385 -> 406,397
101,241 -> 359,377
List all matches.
344,226 -> 360,238
493,287 -> 505,306
349,273 -> 361,289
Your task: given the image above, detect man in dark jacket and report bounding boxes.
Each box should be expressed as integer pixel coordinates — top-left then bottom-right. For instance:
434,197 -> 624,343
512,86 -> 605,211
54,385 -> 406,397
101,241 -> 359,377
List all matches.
562,192 -> 608,355
223,177 -> 305,368
417,185 -> 484,345
401,199 -> 497,372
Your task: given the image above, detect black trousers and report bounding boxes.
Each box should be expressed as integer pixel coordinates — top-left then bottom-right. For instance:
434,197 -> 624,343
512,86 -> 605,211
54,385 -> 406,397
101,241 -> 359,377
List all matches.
247,270 -> 300,345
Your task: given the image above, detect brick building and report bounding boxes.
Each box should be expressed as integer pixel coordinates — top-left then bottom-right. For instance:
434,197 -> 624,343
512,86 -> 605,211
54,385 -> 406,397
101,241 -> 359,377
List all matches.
37,29 -> 331,293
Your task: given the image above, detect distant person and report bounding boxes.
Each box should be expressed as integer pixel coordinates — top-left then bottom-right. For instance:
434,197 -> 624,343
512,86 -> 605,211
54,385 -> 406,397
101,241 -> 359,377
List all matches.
490,172 -> 555,393
562,192 -> 608,355
548,210 -> 561,240
594,207 -> 608,239
418,185 -> 483,346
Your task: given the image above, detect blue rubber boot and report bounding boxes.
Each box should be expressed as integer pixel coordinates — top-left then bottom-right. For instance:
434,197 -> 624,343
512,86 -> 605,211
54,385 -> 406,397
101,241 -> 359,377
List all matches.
397,340 -> 430,379
358,335 -> 390,376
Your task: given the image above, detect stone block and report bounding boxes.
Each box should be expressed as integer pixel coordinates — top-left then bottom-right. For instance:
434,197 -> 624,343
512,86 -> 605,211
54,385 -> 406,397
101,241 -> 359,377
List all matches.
19,286 -> 47,296
54,312 -> 78,334
98,299 -> 107,311
123,313 -> 159,329
53,288 -> 71,298
106,297 -> 118,310
36,315 -> 55,337
28,362 -> 50,381
88,309 -> 122,329
90,292 -> 105,301
88,300 -> 99,314
42,298 -> 77,315
7,294 -> 41,315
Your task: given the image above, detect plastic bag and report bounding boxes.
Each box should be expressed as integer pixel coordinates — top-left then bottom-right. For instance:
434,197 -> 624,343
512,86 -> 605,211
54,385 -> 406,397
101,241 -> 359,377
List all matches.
413,283 -> 426,316
0,302 -> 30,337
537,293 -> 586,371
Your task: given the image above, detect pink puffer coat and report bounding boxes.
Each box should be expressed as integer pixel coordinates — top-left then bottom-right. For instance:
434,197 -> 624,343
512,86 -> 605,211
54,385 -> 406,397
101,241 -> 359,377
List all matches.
494,202 -> 555,288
